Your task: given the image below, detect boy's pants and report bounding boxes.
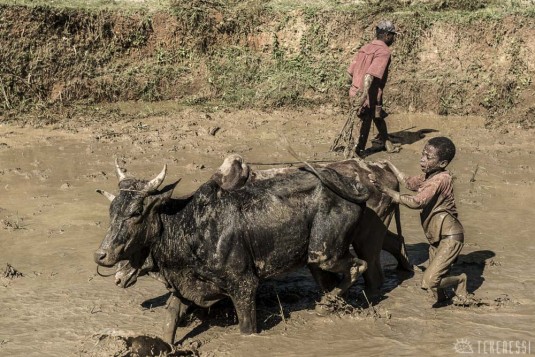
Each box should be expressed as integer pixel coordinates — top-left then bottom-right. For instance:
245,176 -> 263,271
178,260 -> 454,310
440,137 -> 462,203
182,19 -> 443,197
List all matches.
421,237 -> 464,290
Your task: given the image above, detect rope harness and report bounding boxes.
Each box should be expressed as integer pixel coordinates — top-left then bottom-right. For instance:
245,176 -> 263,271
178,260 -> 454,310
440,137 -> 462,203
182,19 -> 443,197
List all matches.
330,106 -> 360,159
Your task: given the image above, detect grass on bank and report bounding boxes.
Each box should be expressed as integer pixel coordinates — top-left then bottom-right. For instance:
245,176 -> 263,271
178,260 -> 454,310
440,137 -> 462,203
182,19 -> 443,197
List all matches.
1,0 -> 534,14
0,0 -> 168,12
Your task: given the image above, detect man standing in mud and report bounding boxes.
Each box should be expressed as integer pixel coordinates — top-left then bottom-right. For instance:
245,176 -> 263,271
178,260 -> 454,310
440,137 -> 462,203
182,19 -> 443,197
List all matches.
347,20 -> 398,157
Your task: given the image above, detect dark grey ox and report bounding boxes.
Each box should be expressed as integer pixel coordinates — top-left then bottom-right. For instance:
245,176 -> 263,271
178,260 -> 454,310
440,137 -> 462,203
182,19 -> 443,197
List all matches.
95,160 -> 370,344
113,156 -> 413,294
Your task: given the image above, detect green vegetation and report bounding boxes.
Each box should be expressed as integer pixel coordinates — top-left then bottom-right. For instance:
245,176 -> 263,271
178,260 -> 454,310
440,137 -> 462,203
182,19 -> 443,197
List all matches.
0,0 -> 167,12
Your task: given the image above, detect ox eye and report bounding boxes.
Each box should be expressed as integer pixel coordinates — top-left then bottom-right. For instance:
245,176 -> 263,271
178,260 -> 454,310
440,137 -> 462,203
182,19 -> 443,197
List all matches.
130,210 -> 142,217
125,206 -> 142,218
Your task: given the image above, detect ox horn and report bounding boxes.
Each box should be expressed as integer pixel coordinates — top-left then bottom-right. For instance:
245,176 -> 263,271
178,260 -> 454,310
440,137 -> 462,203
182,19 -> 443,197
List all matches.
96,189 -> 116,202
144,164 -> 167,193
115,158 -> 127,181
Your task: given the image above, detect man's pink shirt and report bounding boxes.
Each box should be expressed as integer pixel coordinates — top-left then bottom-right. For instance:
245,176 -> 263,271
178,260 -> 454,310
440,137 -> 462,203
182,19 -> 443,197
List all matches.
347,40 -> 391,97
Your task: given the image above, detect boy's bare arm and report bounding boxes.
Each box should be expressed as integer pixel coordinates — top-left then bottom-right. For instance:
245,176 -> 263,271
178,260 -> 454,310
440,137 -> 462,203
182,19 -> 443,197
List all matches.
380,160 -> 407,185
369,173 -> 422,209
381,187 -> 422,209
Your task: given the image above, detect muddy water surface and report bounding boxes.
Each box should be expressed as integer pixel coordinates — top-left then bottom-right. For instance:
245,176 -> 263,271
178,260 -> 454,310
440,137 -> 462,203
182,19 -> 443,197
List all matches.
1,109 -> 534,356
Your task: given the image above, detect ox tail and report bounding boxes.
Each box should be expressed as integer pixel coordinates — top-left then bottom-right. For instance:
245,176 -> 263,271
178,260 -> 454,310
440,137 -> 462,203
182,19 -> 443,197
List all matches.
394,203 -> 402,240
284,140 -> 369,204
393,203 -> 412,271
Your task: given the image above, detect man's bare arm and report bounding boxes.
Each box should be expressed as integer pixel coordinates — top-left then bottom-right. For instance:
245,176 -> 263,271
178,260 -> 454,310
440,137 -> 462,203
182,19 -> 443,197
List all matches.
361,73 -> 374,94
354,73 -> 374,108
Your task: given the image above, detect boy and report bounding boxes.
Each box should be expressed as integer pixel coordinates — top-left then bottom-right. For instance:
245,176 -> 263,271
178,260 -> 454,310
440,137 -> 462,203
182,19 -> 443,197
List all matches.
369,136 -> 473,306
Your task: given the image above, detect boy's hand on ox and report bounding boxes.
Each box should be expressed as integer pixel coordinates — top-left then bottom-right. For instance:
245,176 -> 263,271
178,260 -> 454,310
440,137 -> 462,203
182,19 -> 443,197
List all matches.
377,160 -> 391,167
368,173 -> 385,192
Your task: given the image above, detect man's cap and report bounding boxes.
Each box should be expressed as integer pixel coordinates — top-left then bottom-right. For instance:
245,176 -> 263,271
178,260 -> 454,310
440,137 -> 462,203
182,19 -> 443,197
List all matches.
376,20 -> 399,34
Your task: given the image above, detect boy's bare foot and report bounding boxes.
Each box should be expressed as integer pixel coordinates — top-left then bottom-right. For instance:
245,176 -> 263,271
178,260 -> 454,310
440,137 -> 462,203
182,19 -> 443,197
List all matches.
315,294 -> 341,316
452,293 -> 479,307
454,273 -> 468,297
453,273 -> 477,307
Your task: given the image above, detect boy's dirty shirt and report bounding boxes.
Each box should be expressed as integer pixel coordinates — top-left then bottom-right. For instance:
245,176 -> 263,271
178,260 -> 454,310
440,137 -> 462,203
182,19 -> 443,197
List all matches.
404,171 -> 464,244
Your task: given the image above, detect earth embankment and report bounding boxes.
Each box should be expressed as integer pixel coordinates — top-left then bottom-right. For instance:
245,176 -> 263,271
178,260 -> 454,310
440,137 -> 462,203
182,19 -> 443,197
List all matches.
1,1 -> 534,128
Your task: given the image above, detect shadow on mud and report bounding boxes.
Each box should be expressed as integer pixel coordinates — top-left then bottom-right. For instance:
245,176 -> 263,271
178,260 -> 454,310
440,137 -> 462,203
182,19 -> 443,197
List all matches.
142,292 -> 172,309
173,270 -> 325,342
405,241 -> 496,295
138,243 -> 495,346
362,128 -> 439,158
136,247 -> 496,346
454,249 -> 496,294
406,242 -> 431,267
388,128 -> 439,146
87,330 -> 195,357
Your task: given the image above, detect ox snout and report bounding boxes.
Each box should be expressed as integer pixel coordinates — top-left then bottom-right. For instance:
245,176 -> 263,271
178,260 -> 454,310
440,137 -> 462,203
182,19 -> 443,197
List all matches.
114,261 -> 139,288
94,247 -> 123,267
115,269 -> 138,288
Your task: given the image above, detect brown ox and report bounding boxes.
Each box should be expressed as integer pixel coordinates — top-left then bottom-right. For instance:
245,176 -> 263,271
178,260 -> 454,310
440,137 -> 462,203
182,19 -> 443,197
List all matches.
210,155 -> 412,291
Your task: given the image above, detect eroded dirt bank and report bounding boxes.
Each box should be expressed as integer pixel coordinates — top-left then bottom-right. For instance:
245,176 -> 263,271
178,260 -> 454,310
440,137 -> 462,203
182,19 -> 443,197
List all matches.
0,108 -> 534,356
2,2 -> 535,128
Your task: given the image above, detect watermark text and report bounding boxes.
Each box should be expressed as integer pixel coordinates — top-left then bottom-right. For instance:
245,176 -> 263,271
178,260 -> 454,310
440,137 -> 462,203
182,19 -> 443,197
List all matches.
454,339 -> 532,354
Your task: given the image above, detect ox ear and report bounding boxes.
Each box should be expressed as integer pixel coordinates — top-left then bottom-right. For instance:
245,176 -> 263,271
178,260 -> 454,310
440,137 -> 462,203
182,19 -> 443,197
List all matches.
157,179 -> 180,199
133,179 -> 180,225
96,189 -> 115,202
134,198 -> 160,225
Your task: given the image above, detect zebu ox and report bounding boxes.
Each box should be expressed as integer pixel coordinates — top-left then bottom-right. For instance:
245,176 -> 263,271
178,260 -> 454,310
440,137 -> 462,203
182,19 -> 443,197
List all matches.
94,160 -> 370,344
210,155 -> 413,290
113,157 -> 412,292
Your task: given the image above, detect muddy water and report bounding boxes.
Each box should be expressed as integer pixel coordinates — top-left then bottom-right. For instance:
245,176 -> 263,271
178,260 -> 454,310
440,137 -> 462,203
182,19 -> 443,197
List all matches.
0,109 -> 534,356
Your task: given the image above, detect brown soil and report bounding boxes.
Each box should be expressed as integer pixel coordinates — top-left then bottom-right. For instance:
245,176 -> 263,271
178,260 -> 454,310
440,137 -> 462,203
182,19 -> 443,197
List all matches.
1,108 -> 534,356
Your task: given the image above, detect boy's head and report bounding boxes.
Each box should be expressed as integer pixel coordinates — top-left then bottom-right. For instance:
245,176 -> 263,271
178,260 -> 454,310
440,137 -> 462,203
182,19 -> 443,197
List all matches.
420,136 -> 456,174
428,136 -> 456,162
